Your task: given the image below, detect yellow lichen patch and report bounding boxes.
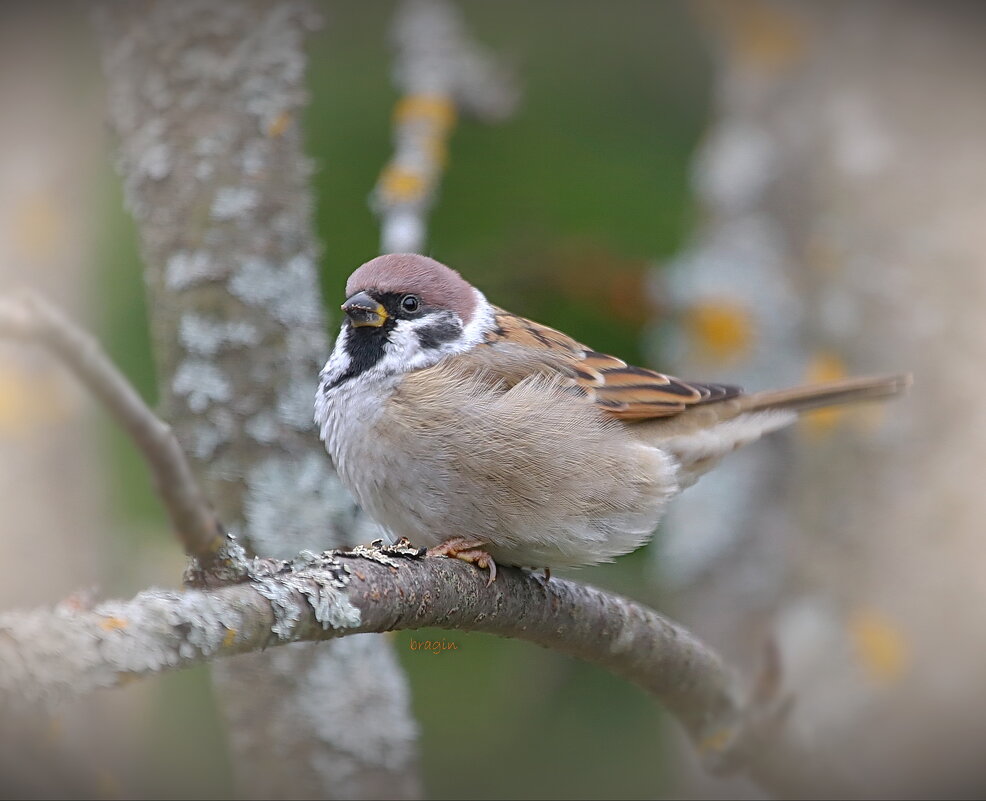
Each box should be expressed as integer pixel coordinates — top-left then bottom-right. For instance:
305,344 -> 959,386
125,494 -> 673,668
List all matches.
685,299 -> 754,365
800,351 -> 849,436
697,726 -> 734,754
99,616 -> 128,631
695,0 -> 807,74
849,607 -> 909,685
222,627 -> 237,648
266,110 -> 292,138
0,358 -> 72,433
394,93 -> 457,132
378,165 -> 427,203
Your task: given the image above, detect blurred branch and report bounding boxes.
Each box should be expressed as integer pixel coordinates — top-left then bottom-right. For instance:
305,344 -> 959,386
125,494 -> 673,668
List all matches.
0,540 -> 824,796
0,290 -> 244,579
372,0 -> 518,252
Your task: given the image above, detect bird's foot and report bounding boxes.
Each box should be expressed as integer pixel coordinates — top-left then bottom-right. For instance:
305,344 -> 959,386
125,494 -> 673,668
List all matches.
427,537 -> 497,586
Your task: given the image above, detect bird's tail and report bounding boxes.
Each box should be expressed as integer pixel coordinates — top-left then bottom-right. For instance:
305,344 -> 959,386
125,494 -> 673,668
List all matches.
641,373 -> 910,490
736,373 -> 912,415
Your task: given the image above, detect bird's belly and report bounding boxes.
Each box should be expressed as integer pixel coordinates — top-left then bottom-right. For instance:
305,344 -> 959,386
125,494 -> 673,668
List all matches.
319,379 -> 450,547
330,430 -> 444,545
318,375 -> 681,568
341,441 -> 677,569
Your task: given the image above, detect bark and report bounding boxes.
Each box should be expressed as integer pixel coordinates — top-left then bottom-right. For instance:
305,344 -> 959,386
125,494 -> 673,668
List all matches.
657,1 -> 986,796
0,542 -> 829,797
93,3 -> 418,798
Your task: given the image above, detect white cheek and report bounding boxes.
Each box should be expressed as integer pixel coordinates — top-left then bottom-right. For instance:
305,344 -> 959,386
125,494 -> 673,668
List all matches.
462,289 -> 494,347
384,320 -> 427,370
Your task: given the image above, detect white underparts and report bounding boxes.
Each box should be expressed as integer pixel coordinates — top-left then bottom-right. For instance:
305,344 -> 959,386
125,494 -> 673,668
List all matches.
660,410 -> 797,488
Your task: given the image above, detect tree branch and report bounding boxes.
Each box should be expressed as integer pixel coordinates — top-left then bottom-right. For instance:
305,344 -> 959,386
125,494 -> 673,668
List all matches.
0,539 -> 833,796
372,0 -> 518,252
0,290 -> 243,579
0,545 -> 741,766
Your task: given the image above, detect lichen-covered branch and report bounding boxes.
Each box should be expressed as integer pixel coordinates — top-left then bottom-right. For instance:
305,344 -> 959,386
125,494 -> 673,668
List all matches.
372,0 -> 518,252
0,542 -> 810,794
0,290 -> 242,577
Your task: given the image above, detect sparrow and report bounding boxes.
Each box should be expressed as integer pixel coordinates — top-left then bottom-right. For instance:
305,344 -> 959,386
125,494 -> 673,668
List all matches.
315,253 -> 909,583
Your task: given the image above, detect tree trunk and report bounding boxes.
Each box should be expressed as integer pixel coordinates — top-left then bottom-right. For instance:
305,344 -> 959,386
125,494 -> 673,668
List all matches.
657,1 -> 986,796
95,3 -> 419,798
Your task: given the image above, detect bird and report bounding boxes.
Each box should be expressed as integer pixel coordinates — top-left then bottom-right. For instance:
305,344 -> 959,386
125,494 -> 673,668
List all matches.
315,253 -> 909,584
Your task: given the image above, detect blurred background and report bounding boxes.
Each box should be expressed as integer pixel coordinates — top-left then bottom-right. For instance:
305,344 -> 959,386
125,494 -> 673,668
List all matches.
1,1 -> 984,798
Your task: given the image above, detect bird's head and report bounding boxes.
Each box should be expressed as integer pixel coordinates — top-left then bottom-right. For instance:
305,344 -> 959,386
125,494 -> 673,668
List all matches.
321,253 -> 492,389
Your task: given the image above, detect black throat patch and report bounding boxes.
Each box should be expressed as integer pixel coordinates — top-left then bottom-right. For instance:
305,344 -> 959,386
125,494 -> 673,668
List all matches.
323,318 -> 394,391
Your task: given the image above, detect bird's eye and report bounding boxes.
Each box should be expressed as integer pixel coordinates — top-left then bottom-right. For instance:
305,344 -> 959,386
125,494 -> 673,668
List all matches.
400,294 -> 420,313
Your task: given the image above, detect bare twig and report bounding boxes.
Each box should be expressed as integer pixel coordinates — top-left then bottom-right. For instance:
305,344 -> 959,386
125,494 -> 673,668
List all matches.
0,290 -> 244,579
372,0 -> 518,252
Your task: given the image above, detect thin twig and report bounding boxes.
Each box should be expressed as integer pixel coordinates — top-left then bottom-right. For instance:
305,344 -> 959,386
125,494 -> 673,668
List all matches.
0,290 -> 244,578
372,0 -> 518,252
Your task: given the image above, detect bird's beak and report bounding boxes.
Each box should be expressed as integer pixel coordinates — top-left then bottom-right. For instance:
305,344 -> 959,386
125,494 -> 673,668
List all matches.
342,291 -> 388,328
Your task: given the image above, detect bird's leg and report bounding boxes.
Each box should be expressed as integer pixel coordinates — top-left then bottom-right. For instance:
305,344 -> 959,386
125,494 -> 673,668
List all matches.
427,537 -> 498,586
542,567 -> 551,581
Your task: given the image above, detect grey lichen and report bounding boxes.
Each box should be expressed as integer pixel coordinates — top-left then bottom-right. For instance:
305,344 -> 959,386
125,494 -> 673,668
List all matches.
344,538 -> 425,567
165,249 -> 228,291
244,453 -> 357,558
227,253 -> 323,327
244,410 -> 280,444
211,186 -> 260,220
188,421 -> 224,460
0,587 -> 245,707
172,358 -> 233,413
249,553 -> 359,639
179,313 -> 261,357
302,635 -> 420,778
186,533 -> 251,586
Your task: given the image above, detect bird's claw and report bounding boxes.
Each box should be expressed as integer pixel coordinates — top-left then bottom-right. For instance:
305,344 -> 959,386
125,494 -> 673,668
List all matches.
426,537 -> 498,586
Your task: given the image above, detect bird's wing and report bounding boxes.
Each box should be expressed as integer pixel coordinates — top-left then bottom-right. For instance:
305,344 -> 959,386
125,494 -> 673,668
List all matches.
475,307 -> 741,420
